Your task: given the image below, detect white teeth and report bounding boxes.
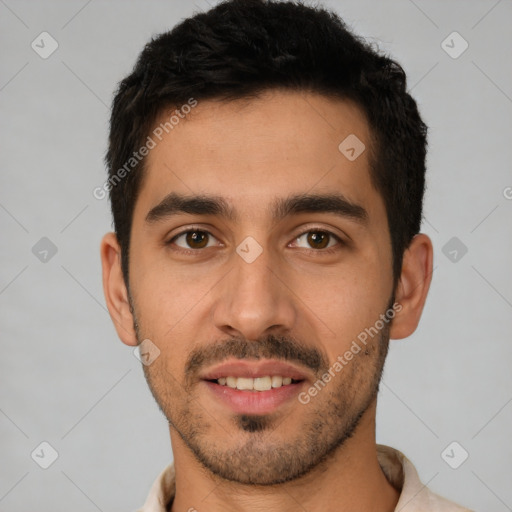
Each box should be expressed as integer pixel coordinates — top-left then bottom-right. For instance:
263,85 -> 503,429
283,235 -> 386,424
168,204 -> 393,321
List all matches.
216,376 -> 298,390
271,376 -> 283,388
236,377 -> 253,390
254,376 -> 272,391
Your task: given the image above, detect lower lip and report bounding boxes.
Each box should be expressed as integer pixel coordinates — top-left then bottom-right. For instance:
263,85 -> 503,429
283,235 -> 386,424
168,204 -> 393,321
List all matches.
203,380 -> 305,415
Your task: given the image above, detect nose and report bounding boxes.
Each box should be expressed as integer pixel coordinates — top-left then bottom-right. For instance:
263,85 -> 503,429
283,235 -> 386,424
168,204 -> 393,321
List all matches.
211,246 -> 297,341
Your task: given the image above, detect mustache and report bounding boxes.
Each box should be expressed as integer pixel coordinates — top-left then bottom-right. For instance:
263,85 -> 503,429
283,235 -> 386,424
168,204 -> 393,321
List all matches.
185,333 -> 330,380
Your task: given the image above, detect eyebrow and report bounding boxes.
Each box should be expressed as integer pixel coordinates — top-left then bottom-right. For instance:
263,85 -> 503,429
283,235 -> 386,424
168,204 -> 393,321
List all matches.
145,191 -> 368,225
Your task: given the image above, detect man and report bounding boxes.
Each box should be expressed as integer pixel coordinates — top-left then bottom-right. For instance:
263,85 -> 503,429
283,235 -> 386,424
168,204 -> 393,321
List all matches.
100,1 -> 473,510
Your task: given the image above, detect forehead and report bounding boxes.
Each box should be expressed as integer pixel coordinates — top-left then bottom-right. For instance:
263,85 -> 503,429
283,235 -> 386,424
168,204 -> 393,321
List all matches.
134,90 -> 383,224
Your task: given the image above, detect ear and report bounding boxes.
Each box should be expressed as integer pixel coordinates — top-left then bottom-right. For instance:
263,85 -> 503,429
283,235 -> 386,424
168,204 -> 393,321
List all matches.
389,233 -> 433,340
100,232 -> 138,346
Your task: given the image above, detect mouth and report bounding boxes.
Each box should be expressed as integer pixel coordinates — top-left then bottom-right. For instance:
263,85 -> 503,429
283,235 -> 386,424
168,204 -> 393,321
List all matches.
206,375 -> 303,390
200,359 -> 309,415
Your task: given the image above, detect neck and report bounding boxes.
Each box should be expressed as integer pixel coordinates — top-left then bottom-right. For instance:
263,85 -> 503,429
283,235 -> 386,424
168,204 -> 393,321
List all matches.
169,400 -> 399,512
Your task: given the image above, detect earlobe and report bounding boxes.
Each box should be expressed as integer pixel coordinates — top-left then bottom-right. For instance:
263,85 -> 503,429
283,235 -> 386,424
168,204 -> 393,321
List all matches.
389,233 -> 433,340
100,232 -> 138,346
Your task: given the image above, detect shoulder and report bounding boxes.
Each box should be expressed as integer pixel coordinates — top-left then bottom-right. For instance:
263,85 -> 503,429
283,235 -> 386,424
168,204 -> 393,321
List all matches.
377,445 -> 474,512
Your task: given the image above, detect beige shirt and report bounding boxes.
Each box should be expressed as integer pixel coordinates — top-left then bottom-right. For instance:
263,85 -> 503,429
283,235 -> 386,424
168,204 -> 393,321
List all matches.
137,444 -> 473,512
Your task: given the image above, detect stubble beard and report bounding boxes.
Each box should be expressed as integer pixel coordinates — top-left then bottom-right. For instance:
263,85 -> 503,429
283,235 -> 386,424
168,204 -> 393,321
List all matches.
130,292 -> 392,486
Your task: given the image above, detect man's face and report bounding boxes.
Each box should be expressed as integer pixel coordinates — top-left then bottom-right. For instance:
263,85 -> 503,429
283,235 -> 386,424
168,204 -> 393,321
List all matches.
127,90 -> 395,485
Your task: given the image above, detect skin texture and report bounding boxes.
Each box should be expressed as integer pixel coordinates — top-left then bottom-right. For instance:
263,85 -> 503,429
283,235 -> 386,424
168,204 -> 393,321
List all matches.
101,90 -> 433,512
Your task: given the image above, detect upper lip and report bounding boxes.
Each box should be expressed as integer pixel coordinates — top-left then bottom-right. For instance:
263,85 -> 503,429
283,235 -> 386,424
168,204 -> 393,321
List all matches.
199,359 -> 310,381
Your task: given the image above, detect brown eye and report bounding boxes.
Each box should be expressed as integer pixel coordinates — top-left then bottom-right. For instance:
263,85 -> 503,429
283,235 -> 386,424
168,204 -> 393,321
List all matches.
185,231 -> 209,249
292,229 -> 342,251
171,230 -> 217,250
306,231 -> 329,249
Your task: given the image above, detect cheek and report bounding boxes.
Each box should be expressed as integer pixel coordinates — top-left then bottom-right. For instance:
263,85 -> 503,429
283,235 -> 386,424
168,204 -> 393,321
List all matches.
296,263 -> 389,359
129,253 -> 221,360
130,245 -> 209,316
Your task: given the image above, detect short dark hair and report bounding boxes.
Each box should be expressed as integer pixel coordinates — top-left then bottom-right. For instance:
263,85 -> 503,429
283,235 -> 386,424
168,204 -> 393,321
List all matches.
106,0 -> 427,287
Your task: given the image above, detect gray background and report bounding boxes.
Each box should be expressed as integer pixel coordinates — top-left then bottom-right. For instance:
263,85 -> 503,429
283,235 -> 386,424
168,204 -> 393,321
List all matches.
1,0 -> 511,510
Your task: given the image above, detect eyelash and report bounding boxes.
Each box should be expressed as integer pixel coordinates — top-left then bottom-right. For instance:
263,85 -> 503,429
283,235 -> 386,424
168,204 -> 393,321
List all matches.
166,226 -> 345,256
